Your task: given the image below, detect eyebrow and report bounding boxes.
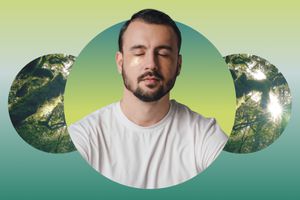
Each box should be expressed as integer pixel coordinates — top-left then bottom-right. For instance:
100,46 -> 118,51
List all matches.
129,45 -> 173,52
129,45 -> 146,51
155,45 -> 173,52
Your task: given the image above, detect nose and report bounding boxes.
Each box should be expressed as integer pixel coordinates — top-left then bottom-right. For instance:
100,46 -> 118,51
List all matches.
144,52 -> 158,71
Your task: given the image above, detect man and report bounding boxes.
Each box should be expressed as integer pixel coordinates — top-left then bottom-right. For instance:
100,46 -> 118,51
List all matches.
69,9 -> 228,189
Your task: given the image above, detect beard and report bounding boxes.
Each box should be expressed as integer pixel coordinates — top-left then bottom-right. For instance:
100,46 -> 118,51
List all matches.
121,67 -> 178,102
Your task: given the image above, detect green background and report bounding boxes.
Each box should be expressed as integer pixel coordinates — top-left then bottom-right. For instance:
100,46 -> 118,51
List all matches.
64,22 -> 236,135
1,0 -> 299,199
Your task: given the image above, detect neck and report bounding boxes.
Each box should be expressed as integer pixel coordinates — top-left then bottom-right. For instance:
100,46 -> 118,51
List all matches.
120,88 -> 170,127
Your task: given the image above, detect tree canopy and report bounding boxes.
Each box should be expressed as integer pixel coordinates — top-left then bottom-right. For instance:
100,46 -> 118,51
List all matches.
224,54 -> 292,153
8,54 -> 76,153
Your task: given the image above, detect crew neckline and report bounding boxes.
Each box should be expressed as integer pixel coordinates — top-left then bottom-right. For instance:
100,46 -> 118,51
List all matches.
115,100 -> 176,131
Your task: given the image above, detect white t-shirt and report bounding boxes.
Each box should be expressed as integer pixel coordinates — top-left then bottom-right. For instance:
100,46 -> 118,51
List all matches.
69,100 -> 228,189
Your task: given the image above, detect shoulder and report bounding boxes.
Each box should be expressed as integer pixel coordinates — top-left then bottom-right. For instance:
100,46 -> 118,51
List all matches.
172,100 -> 213,125
173,100 -> 229,170
171,99 -> 227,139
68,102 -> 117,136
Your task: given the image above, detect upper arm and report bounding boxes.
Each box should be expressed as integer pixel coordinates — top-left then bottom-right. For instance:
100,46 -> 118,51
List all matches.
68,122 -> 91,162
195,118 -> 228,172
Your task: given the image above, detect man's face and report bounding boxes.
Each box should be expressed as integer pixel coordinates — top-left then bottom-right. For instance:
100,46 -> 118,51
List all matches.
116,20 -> 182,102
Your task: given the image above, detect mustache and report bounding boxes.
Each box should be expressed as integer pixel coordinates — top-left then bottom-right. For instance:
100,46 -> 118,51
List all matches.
138,71 -> 164,82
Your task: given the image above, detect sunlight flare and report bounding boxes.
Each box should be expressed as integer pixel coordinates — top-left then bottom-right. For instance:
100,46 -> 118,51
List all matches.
252,70 -> 266,80
267,92 -> 282,122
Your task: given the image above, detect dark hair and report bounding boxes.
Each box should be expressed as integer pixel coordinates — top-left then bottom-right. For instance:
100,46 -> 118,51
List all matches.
118,9 -> 182,53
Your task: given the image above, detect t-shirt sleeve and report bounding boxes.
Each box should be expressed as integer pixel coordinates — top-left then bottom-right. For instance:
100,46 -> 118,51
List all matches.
195,118 -> 228,172
68,122 -> 91,162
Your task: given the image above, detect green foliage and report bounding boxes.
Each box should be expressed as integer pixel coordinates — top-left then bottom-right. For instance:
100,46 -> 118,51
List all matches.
8,54 -> 76,153
224,54 -> 292,153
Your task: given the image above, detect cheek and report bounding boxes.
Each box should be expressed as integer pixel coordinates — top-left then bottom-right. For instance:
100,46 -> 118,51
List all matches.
123,62 -> 140,81
125,56 -> 143,69
131,57 -> 142,67
161,60 -> 178,77
124,57 -> 143,77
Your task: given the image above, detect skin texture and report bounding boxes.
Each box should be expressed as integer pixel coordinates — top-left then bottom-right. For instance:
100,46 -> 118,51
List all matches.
115,20 -> 182,127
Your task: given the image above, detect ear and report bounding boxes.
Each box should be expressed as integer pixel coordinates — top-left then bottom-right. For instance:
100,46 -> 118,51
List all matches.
176,54 -> 182,76
115,51 -> 123,74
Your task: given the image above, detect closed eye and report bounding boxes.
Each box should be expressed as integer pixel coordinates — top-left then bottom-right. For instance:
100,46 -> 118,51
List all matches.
130,45 -> 146,56
157,51 -> 170,57
155,45 -> 173,57
134,52 -> 145,56
132,50 -> 145,56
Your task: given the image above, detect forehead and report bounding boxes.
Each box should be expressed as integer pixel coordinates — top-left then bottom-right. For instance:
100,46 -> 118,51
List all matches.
122,20 -> 177,50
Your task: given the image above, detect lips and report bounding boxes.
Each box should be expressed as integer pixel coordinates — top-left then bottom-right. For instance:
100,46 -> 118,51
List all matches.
142,76 -> 160,85
138,71 -> 164,83
143,76 -> 160,85
143,76 -> 160,81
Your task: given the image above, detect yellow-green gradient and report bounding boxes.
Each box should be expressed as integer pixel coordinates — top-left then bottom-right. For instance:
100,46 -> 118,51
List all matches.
64,22 -> 236,135
1,1 -> 300,200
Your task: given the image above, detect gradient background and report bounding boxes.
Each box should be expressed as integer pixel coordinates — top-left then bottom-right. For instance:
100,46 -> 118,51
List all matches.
1,0 -> 299,199
64,22 -> 236,134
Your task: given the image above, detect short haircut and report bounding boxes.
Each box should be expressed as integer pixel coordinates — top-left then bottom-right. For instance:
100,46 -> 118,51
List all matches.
118,9 -> 182,53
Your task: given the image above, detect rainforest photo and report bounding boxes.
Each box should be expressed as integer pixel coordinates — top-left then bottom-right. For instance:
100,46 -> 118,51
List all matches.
8,54 -> 76,153
224,54 -> 292,153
